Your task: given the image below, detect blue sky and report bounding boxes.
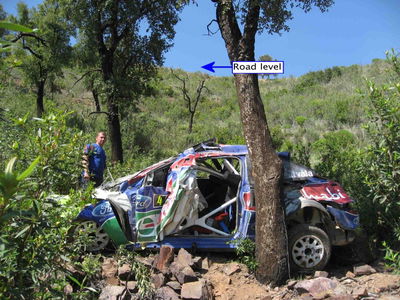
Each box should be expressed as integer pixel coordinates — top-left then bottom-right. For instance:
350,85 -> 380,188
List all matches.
2,0 -> 399,77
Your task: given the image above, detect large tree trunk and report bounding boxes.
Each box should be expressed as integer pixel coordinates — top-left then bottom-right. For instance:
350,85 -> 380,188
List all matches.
36,79 -> 45,118
235,73 -> 287,284
215,0 -> 288,285
107,100 -> 123,163
100,49 -> 124,163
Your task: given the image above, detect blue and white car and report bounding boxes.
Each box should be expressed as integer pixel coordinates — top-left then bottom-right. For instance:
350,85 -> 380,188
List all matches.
73,139 -> 359,272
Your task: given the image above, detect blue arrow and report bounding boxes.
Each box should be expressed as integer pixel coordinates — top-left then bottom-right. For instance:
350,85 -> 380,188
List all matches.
201,61 -> 232,73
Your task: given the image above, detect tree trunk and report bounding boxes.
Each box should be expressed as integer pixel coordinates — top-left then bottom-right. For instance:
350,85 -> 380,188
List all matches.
100,49 -> 123,163
188,112 -> 194,134
36,79 -> 45,117
107,99 -> 123,163
92,88 -> 101,112
235,73 -> 287,285
215,0 -> 288,285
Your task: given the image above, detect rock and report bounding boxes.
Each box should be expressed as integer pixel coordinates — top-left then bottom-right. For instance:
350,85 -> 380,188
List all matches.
223,262 -> 241,276
124,281 -> 137,291
152,273 -> 166,289
99,285 -> 125,300
297,293 -> 313,300
135,255 -> 154,268
179,267 -> 197,284
287,280 -> 297,289
340,278 -> 356,285
63,284 -> 73,295
101,258 -> 118,278
155,286 -> 181,300
352,286 -> 368,297
176,248 -> 194,268
201,257 -> 210,270
170,262 -> 197,284
379,296 -> 400,300
223,275 -> 232,285
105,277 -> 120,285
166,280 -> 182,292
325,295 -> 353,300
192,256 -> 203,269
154,245 -> 175,273
181,279 -> 213,300
294,277 -> 337,299
118,263 -> 132,281
314,271 -> 329,278
345,271 -> 355,278
353,264 -> 376,276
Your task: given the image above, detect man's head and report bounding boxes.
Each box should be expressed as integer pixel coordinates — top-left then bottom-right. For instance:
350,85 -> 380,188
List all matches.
96,132 -> 107,147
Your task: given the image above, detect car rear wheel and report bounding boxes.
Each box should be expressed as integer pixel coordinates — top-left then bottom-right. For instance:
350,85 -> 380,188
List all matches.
288,224 -> 331,273
72,220 -> 111,252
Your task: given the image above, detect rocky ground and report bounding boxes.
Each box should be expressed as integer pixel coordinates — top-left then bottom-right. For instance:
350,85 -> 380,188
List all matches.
82,246 -> 400,300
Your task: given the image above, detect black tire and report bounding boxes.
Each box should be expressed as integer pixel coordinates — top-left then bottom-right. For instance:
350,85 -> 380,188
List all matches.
288,224 -> 331,273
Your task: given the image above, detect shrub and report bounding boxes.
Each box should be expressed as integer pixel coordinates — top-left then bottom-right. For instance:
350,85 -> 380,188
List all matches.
360,51 -> 400,238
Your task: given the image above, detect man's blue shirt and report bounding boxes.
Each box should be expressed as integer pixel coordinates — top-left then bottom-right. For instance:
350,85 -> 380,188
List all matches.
84,143 -> 106,180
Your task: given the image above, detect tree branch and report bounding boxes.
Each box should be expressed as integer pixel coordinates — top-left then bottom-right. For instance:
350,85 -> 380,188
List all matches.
22,44 -> 42,60
10,33 -> 47,46
240,0 -> 260,59
171,69 -> 192,109
72,69 -> 102,87
193,79 -> 207,113
89,111 -> 110,117
215,0 -> 242,61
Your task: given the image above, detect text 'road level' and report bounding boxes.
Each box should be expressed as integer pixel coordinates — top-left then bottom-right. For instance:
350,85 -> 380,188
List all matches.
232,61 -> 284,74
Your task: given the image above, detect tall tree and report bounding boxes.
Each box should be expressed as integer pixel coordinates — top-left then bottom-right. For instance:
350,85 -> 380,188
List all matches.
211,0 -> 333,285
63,0 -> 182,162
10,1 -> 73,117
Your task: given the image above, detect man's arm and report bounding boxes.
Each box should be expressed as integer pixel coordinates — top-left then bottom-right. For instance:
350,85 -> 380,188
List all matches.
82,145 -> 91,179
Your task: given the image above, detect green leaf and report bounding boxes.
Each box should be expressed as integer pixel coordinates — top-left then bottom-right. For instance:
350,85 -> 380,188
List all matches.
17,156 -> 40,181
15,225 -> 31,238
0,47 -> 12,53
0,209 -> 20,224
67,274 -> 83,288
0,21 -> 34,33
5,157 -> 17,175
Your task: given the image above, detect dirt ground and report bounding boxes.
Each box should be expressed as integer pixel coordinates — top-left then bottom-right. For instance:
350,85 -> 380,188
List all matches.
202,257 -> 400,300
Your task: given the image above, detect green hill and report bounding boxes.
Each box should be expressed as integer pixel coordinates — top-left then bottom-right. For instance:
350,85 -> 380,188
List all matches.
0,58 -> 391,167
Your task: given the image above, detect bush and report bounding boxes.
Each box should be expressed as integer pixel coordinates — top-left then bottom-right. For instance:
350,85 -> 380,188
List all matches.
360,50 -> 400,239
0,110 -> 101,299
2,110 -> 86,193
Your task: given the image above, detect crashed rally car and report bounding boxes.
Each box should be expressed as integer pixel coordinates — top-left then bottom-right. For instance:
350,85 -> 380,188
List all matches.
74,139 -> 359,272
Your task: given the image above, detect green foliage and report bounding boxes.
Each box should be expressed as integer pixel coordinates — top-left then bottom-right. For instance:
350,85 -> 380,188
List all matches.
294,66 -> 342,93
295,115 -> 307,127
63,0 -> 184,161
360,51 -> 400,236
230,238 -> 259,272
0,109 -> 99,298
116,247 -> 154,299
3,110 -> 86,193
0,21 -> 35,33
8,0 -> 73,116
312,130 -> 357,181
383,241 -> 400,274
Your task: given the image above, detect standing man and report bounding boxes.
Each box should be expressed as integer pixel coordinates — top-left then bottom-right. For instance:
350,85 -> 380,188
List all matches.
82,131 -> 107,187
